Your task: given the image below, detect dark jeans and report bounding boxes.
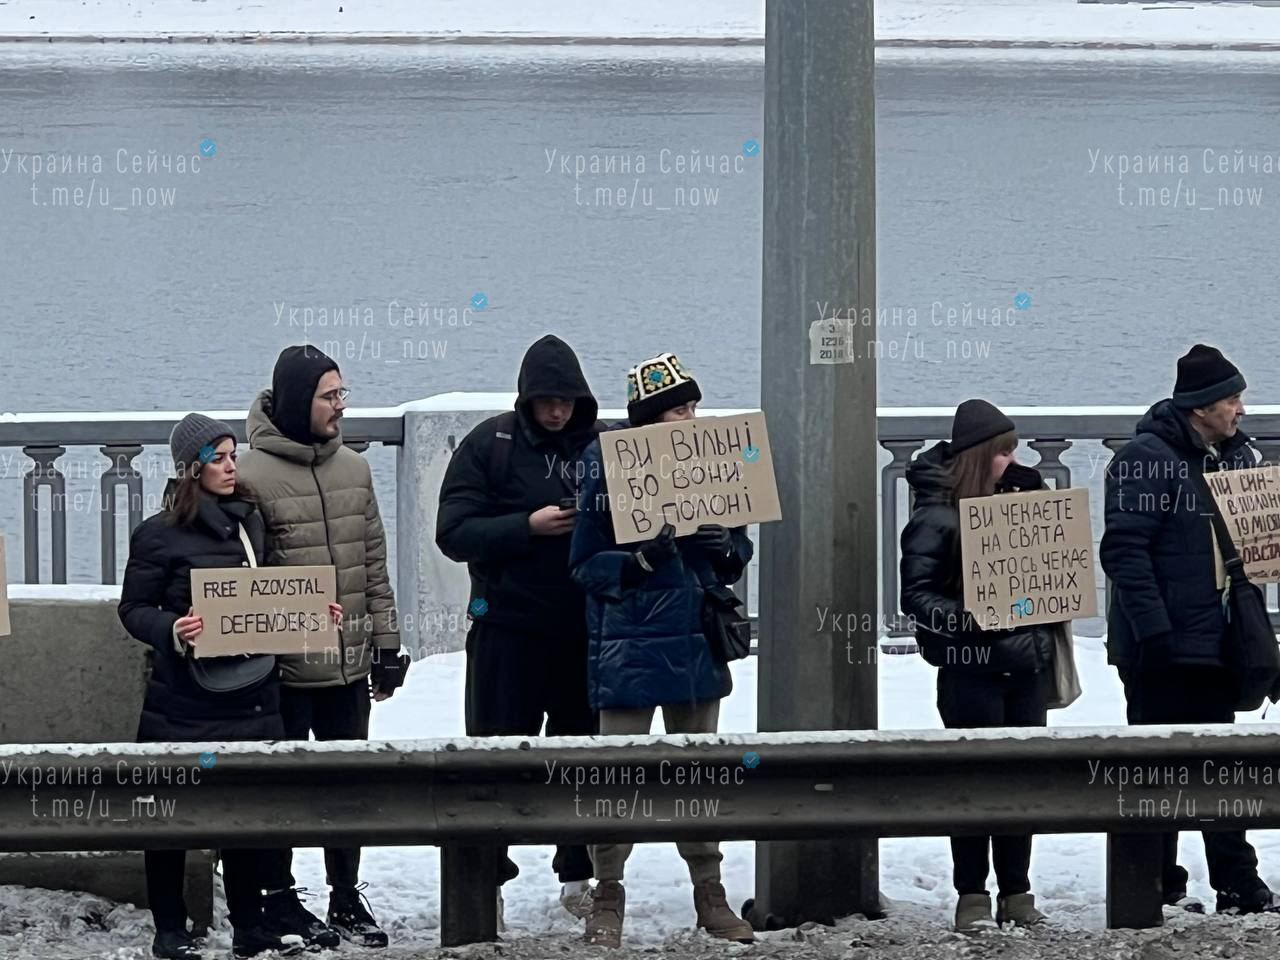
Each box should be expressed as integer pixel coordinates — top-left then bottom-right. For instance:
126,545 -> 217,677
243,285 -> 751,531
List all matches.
465,619 -> 596,884
269,680 -> 372,892
937,668 -> 1050,898
147,848 -> 275,932
1120,663 -> 1261,897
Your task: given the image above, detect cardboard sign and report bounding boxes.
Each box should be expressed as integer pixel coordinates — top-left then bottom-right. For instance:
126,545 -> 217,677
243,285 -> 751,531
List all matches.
1205,465 -> 1280,583
190,565 -> 337,657
0,535 -> 9,638
597,412 -> 782,545
959,487 -> 1098,629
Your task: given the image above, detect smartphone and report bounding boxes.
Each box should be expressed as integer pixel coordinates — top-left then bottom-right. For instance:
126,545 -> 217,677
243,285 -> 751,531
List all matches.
559,496 -> 578,511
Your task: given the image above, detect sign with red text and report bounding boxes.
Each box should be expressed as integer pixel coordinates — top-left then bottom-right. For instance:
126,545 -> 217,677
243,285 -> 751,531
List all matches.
190,565 -> 337,657
959,487 -> 1097,629
597,412 -> 782,546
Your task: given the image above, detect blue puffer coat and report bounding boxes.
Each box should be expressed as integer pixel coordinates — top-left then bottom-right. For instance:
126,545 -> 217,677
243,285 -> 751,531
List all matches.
569,427 -> 753,712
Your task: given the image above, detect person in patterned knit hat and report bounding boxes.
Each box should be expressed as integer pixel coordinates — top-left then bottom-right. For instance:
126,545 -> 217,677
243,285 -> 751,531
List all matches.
569,351 -> 755,949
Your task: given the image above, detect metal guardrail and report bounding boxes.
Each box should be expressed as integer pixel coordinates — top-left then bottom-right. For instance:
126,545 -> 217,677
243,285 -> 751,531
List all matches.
3,727 -> 1279,942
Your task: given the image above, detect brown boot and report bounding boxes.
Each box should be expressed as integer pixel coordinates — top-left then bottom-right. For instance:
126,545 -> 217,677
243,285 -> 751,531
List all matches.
584,880 -> 624,948
693,881 -> 755,943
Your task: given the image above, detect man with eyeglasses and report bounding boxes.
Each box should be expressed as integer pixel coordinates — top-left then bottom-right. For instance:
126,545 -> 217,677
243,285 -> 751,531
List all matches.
238,344 -> 406,950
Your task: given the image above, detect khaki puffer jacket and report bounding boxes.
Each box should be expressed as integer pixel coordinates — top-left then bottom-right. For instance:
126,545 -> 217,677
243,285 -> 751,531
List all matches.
237,389 -> 400,688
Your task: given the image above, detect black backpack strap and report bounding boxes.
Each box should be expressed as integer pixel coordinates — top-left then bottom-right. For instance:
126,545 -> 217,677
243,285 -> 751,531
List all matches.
487,411 -> 518,491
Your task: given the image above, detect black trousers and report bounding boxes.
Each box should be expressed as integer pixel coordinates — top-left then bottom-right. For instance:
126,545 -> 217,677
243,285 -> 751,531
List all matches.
148,848 -> 276,933
937,668 -> 1050,898
269,680 -> 372,892
1120,663 -> 1261,897
465,619 -> 596,884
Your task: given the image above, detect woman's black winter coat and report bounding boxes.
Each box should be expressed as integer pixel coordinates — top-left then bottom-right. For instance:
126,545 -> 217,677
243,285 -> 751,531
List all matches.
899,442 -> 1054,674
118,491 -> 283,742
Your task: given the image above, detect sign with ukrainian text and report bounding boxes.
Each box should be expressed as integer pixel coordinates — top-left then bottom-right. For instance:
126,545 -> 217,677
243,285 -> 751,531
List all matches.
959,487 -> 1098,630
597,412 -> 781,546
1205,465 -> 1280,583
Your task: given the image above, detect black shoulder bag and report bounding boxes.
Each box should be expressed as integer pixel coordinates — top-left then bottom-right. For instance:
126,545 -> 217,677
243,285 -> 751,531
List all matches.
1191,466 -> 1280,710
702,583 -> 752,664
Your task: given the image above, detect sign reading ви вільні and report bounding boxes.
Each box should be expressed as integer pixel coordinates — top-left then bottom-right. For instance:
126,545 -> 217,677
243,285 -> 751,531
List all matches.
959,487 -> 1098,630
598,412 -> 782,546
190,565 -> 337,657
1205,465 -> 1280,582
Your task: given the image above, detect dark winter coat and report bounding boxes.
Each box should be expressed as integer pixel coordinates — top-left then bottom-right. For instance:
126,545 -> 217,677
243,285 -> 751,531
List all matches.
570,424 -> 752,711
118,491 -> 283,742
899,441 -> 1055,675
1101,398 -> 1256,668
436,335 -> 601,633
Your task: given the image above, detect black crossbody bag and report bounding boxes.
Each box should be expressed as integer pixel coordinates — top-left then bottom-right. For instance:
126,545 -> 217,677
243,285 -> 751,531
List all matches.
702,583 -> 752,664
1191,466 -> 1280,710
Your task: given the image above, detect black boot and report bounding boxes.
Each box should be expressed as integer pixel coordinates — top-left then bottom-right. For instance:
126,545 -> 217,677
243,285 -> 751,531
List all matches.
151,928 -> 201,960
1217,884 -> 1280,916
328,883 -> 389,948
260,888 -> 341,949
231,925 -> 305,958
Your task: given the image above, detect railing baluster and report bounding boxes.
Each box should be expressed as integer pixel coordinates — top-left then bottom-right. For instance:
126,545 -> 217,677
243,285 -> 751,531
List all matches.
880,440 -> 924,636
99,445 -> 144,585
1027,438 -> 1072,489
22,446 -> 67,584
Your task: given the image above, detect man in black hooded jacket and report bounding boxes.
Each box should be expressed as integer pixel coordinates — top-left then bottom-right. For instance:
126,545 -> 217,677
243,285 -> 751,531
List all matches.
1102,343 -> 1278,915
436,334 -> 602,919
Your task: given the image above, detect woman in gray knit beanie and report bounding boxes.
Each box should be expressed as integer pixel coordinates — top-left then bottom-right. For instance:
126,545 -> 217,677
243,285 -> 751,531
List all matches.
118,413 -> 339,958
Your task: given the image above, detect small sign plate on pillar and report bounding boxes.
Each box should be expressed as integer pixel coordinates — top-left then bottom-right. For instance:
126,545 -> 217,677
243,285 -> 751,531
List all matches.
808,318 -> 856,364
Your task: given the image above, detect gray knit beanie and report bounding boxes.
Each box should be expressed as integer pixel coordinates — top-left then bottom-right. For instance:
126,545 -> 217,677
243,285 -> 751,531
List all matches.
169,413 -> 237,469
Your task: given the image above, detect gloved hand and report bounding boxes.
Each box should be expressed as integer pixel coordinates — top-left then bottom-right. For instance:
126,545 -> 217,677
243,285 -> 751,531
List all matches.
370,650 -> 411,701
995,462 -> 1045,493
694,523 -> 732,557
634,523 -> 679,572
621,523 -> 679,588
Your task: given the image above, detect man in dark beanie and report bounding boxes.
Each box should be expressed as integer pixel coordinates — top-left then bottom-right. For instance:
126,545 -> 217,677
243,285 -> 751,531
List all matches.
238,344 -> 406,949
436,334 -> 604,926
1101,344 -> 1279,915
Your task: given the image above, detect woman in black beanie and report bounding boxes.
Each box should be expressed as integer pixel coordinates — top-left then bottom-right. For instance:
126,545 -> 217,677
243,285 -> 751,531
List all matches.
898,398 -> 1056,933
119,414 -> 339,959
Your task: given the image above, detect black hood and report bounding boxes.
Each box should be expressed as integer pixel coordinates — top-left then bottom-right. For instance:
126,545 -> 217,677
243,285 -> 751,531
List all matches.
269,345 -> 340,446
515,335 -> 598,440
1136,398 -> 1252,459
905,440 -> 955,506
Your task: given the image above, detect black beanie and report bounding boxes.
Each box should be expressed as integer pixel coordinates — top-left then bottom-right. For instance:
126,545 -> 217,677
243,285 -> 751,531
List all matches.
1172,344 -> 1246,410
269,345 -> 340,445
949,398 -> 1016,455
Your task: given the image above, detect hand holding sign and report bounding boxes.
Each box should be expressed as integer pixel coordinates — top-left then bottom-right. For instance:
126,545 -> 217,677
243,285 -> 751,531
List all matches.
175,607 -> 204,646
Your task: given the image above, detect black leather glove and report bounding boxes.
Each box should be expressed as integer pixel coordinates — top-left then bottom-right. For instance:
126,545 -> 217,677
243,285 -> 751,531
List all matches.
621,523 -> 678,588
370,650 -> 411,699
694,523 -> 732,558
995,462 -> 1045,493
635,523 -> 678,572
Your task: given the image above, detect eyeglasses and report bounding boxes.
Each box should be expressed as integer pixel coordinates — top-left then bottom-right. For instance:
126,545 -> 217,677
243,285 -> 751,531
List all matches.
318,387 -> 351,406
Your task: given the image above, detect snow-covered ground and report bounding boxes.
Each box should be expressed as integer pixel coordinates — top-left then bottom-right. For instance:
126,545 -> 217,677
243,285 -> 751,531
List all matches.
0,0 -> 1279,49
3,637 -> 1279,958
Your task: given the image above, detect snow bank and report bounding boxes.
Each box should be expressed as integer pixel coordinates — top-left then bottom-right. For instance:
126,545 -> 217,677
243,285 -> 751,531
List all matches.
1,0 -> 1279,50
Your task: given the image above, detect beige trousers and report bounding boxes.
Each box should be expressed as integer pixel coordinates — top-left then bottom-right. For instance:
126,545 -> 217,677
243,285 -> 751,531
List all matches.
590,699 -> 723,885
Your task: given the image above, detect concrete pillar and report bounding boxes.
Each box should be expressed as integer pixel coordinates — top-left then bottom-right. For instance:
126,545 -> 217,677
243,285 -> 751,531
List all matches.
754,0 -> 880,927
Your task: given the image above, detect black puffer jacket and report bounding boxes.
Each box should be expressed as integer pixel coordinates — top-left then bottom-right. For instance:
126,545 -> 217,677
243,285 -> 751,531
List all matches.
118,489 -> 283,742
1101,399 -> 1256,668
900,441 -> 1054,674
436,335 -> 601,632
